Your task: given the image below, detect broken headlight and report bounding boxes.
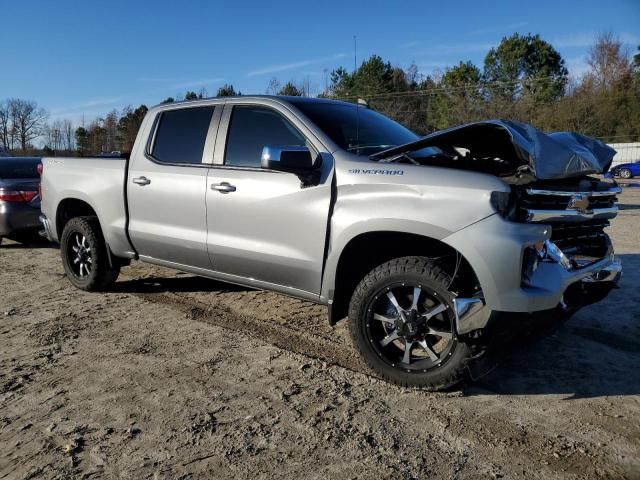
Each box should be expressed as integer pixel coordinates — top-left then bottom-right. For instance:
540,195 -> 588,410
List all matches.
490,191 -> 514,218
522,241 -> 546,285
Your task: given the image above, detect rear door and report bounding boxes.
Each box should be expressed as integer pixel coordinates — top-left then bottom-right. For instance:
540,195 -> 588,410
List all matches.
127,104 -> 221,268
205,102 -> 333,297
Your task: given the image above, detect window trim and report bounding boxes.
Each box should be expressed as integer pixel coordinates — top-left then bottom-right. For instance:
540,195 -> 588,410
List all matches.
213,103 -> 322,171
144,105 -> 220,168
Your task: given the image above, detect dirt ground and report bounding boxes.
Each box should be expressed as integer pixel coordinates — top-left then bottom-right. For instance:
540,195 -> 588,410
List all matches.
1,186 -> 639,479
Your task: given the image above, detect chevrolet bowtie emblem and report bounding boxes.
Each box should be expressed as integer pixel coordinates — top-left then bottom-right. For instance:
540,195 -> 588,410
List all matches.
568,194 -> 591,213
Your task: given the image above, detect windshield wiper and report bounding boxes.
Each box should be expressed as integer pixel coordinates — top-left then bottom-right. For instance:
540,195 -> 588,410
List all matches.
347,144 -> 396,152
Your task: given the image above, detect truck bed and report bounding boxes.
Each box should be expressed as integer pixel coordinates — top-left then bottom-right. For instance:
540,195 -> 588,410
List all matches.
40,157 -> 135,257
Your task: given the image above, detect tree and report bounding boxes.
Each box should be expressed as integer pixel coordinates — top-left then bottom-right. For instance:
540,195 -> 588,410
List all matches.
75,127 -> 89,156
62,119 -> 74,152
160,97 -> 175,104
585,32 -> 632,91
216,84 -> 239,97
483,33 -> 568,103
0,100 -> 16,153
6,99 -> 49,152
266,77 -> 281,95
184,91 -> 199,101
103,110 -> 119,152
437,61 -> 484,127
278,81 -> 303,96
117,105 -> 148,152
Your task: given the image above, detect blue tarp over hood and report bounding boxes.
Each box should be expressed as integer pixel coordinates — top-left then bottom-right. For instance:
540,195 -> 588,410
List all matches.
371,120 -> 616,180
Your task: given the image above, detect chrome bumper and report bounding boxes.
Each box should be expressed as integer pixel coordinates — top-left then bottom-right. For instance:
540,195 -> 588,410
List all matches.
454,241 -> 622,335
581,260 -> 622,283
39,214 -> 54,242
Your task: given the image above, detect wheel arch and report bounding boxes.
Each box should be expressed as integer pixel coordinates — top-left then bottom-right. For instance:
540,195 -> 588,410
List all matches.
55,197 -> 100,239
325,230 -> 481,324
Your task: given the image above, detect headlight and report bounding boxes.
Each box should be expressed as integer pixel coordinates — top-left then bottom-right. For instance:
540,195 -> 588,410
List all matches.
490,191 -> 513,218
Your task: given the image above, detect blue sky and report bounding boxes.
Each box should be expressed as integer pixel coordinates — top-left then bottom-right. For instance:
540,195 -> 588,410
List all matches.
1,0 -> 638,123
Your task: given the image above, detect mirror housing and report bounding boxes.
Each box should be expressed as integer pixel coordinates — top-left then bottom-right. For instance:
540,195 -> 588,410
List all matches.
261,145 -> 315,172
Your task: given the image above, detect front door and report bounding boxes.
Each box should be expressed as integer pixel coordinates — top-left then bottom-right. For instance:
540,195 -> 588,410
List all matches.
206,104 -> 333,296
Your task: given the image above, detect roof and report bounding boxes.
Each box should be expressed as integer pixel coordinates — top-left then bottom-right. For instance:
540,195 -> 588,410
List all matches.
152,95 -> 352,111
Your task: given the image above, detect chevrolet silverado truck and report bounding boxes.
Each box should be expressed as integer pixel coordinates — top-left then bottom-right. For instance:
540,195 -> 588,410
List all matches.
39,96 -> 622,389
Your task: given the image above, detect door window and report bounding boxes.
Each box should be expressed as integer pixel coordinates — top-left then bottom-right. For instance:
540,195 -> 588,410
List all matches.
151,106 -> 215,165
224,106 -> 309,168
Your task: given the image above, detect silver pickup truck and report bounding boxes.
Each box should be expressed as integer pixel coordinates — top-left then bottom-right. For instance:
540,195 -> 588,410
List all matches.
40,96 -> 622,389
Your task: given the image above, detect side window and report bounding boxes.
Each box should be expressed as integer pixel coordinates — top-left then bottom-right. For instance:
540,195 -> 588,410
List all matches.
151,106 -> 215,165
224,106 -> 309,168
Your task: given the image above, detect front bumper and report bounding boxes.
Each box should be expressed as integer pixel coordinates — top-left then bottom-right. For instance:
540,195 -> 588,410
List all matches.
0,201 -> 42,236
444,214 -> 622,335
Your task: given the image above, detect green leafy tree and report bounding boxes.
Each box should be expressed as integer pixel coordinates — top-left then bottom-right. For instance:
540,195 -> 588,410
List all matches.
435,61 -> 484,127
75,127 -> 89,156
160,97 -> 175,104
117,105 -> 148,152
278,81 -> 303,96
184,91 -> 198,101
484,33 -> 568,103
216,84 -> 239,97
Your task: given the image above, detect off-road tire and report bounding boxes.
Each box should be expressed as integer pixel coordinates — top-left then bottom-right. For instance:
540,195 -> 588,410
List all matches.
349,256 -> 471,390
60,216 -> 120,291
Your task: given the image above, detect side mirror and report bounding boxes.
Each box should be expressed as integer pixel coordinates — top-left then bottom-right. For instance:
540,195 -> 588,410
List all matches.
261,145 -> 315,172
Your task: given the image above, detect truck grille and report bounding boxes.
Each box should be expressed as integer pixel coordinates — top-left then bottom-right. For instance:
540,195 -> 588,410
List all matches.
519,186 -> 620,223
518,184 -> 620,262
550,220 -> 610,258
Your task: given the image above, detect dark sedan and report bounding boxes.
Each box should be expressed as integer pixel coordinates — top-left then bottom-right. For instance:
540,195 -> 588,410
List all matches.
0,157 -> 42,245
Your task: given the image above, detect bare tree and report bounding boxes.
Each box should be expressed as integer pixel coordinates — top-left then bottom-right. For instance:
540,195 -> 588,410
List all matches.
585,32 -> 632,91
266,77 -> 281,95
8,99 -> 49,153
0,101 -> 16,152
62,119 -> 74,152
103,110 -> 119,152
44,120 -> 64,152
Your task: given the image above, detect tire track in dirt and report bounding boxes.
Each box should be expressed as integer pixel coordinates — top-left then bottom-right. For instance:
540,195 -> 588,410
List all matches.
124,280 -> 372,377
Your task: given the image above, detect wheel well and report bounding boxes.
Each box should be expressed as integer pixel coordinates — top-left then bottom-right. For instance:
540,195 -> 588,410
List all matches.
329,231 -> 480,324
56,199 -> 98,237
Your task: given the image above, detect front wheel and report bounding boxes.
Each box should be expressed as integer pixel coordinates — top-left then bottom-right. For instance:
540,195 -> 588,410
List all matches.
60,216 -> 120,291
619,168 -> 632,179
349,256 -> 472,389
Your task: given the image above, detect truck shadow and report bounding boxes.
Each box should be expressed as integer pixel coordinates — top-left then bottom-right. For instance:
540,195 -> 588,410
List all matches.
466,253 -> 640,399
0,236 -> 56,249
109,275 -> 251,294
618,203 -> 640,210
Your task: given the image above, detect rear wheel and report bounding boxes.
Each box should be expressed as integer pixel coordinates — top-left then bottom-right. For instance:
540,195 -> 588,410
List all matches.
60,216 -> 120,291
349,256 -> 471,389
619,168 -> 632,179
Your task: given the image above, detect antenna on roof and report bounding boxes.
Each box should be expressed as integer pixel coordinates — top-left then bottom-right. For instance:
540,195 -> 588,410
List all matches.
353,35 -> 357,73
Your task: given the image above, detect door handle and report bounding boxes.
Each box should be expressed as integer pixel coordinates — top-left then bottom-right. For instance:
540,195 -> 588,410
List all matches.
132,176 -> 151,186
211,182 -> 236,193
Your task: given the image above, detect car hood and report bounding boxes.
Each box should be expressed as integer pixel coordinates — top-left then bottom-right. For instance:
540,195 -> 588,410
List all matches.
371,120 -> 616,181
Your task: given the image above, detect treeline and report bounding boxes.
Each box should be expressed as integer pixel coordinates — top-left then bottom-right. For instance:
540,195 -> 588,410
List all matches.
320,32 -> 640,141
1,32 -> 638,157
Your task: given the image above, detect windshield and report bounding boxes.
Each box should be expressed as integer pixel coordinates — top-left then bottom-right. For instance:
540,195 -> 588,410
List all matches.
294,102 -> 419,155
0,157 -> 41,179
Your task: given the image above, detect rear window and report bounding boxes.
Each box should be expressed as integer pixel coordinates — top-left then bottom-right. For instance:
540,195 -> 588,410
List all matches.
0,158 -> 41,179
151,107 -> 215,165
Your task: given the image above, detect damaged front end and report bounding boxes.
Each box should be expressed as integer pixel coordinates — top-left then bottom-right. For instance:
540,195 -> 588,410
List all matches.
370,119 -> 616,182
378,120 -> 622,333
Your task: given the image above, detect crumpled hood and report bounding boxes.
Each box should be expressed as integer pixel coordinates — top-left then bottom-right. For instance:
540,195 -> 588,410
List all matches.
371,120 -> 616,180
